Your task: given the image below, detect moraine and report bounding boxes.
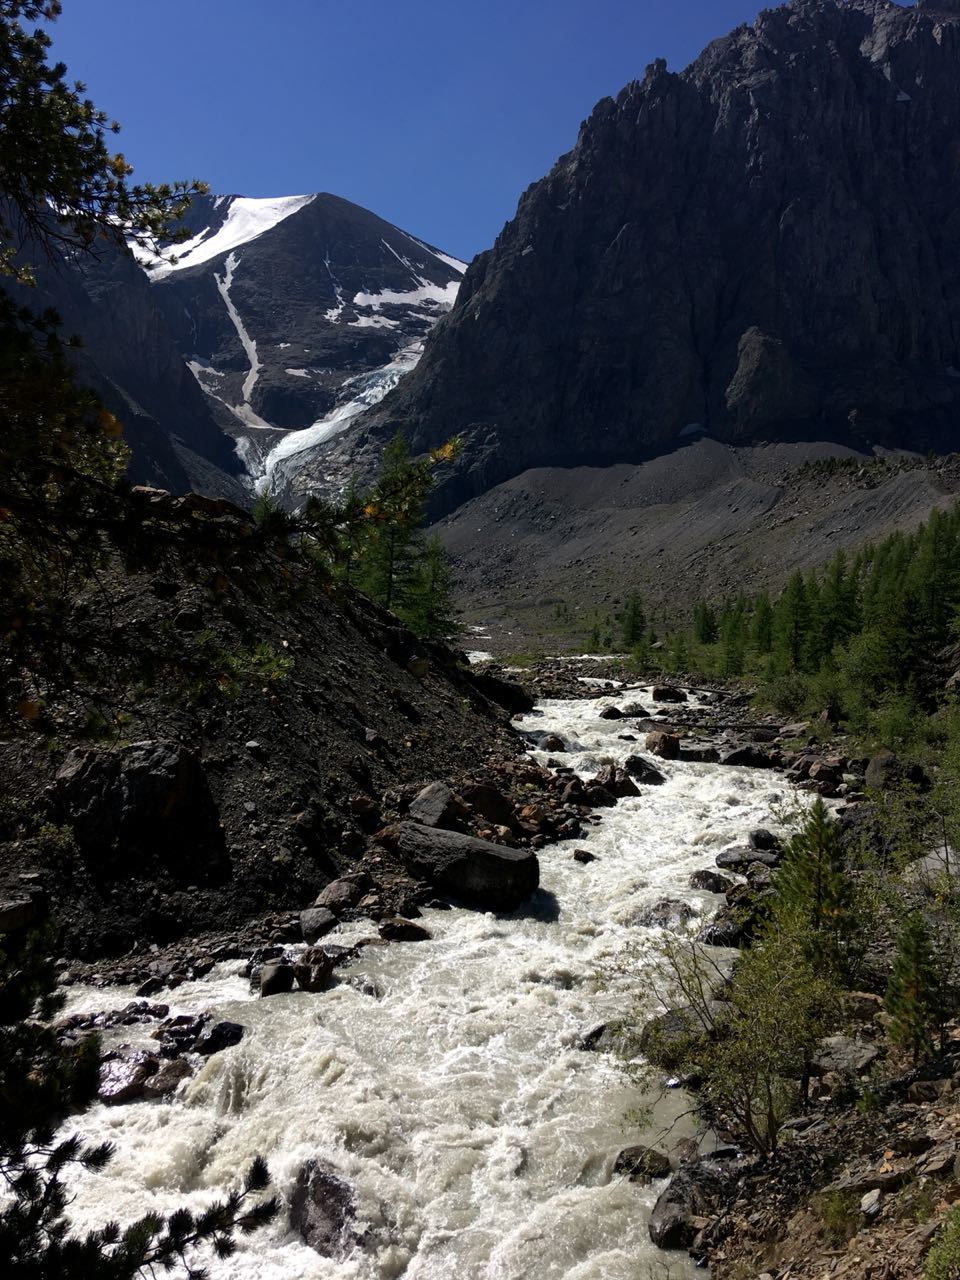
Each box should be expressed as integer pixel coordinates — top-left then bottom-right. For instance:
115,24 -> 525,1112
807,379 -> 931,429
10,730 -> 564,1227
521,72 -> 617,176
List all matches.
58,692 -> 802,1279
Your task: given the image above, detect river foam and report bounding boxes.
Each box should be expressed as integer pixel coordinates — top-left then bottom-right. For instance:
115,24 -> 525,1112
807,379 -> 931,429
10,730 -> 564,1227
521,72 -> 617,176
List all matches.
60,693 -> 798,1278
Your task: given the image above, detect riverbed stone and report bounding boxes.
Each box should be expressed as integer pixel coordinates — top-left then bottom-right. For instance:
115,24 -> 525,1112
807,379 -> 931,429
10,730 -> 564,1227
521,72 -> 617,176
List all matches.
98,1050 -> 159,1105
289,1159 -> 362,1257
615,1145 -> 671,1182
646,731 -> 681,760
195,1020 -> 245,1055
143,1057 -> 194,1098
719,745 -> 773,768
593,765 -> 640,797
260,961 -> 295,997
300,907 -> 337,944
384,822 -> 539,910
293,948 -> 336,992
651,686 -> 687,703
623,755 -> 666,785
378,917 -> 432,942
689,869 -> 734,894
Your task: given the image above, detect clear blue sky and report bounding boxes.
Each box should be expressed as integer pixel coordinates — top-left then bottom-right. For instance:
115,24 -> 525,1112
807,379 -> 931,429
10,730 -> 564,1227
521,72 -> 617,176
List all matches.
50,0 -> 769,261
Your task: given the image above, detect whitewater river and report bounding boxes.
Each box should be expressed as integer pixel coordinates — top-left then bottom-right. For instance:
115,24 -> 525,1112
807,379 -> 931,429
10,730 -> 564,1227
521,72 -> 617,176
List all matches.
60,693 -> 796,1279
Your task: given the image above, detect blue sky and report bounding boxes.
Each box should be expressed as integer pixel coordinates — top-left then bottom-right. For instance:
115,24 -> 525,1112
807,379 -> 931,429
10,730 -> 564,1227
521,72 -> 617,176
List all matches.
51,0 -> 769,260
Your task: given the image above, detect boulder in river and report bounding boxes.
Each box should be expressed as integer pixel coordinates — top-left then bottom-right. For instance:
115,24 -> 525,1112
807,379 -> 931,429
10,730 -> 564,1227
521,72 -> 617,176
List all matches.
383,822 -> 539,911
593,765 -> 640,798
98,1050 -> 159,1105
598,705 -> 624,720
651,686 -> 687,703
623,755 -> 666,785
646,731 -> 680,760
260,961 -> 295,997
719,745 -> 773,769
614,1145 -> 671,1183
648,1159 -> 731,1248
289,1159 -> 363,1257
689,869 -> 733,894
195,1020 -> 245,1055
293,948 -> 336,992
143,1057 -> 193,1098
300,907 -> 337,944
378,917 -> 432,942
716,845 -> 780,873
636,898 -> 696,929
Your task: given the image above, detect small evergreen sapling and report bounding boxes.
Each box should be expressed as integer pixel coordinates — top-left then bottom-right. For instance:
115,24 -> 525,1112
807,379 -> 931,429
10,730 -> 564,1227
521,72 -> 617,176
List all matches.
885,911 -> 941,1064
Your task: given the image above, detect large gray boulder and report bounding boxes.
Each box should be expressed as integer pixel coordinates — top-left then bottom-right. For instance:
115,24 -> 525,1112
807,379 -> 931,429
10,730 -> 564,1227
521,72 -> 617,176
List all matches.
385,822 -> 539,910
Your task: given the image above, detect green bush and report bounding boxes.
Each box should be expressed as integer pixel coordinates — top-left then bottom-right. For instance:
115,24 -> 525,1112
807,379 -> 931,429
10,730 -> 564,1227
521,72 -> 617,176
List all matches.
925,1206 -> 960,1280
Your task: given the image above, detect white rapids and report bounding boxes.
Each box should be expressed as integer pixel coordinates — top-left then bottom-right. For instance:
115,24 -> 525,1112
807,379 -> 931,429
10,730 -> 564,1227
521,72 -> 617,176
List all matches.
59,692 -> 799,1279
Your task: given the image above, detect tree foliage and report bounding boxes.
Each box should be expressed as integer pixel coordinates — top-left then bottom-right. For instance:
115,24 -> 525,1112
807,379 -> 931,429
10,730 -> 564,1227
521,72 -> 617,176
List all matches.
885,911 -> 942,1065
0,1 -> 205,280
299,432 -> 461,640
632,928 -> 839,1156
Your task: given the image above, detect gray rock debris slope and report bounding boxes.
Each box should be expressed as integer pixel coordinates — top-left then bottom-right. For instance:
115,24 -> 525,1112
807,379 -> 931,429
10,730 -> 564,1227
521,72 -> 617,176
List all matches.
319,0 -> 960,515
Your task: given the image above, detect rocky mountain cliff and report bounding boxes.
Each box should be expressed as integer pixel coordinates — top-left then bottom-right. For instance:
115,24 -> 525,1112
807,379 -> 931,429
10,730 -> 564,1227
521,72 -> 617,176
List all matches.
5,243 -> 248,498
303,0 -> 960,514
135,193 -> 465,495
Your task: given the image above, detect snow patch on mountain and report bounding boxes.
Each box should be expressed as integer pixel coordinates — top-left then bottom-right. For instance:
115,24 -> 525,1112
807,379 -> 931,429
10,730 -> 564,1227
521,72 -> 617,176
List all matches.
352,279 -> 460,311
134,194 -> 316,280
405,233 -> 469,275
255,342 -> 425,496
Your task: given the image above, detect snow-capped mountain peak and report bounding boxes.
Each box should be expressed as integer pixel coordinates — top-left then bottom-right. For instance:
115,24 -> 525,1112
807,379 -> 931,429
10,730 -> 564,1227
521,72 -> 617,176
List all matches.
130,191 -> 467,495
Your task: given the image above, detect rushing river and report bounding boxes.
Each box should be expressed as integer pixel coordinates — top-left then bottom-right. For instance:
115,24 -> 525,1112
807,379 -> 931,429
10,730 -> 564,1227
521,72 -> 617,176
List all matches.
60,693 -> 796,1279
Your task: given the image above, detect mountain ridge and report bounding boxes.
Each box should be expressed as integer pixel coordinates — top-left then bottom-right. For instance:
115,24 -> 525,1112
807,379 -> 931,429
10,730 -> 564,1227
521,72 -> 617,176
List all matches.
295,0 -> 960,516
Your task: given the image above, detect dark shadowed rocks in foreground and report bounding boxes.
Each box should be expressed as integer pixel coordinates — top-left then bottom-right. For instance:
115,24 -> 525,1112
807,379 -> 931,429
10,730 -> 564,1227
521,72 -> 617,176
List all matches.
384,822 -> 539,910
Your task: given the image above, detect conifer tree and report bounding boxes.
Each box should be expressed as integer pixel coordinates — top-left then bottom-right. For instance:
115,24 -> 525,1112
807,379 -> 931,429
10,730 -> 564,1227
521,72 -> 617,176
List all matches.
622,594 -> 646,648
719,605 -> 746,677
885,911 -> 941,1064
693,602 -> 719,645
774,798 -> 855,979
775,571 -> 810,670
752,592 -> 773,655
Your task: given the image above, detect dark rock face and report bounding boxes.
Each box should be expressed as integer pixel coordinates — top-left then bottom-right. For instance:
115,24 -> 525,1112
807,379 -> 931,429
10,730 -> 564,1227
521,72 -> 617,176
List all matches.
5,244 -> 246,498
328,0 -> 960,514
385,821 -> 539,910
195,1021 -> 246,1056
55,741 -> 225,878
98,1050 -> 159,1105
260,961 -> 295,997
